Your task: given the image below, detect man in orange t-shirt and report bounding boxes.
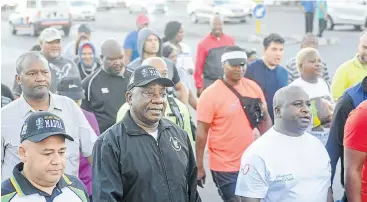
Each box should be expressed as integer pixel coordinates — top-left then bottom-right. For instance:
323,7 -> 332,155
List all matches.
196,45 -> 273,202
344,100 -> 367,202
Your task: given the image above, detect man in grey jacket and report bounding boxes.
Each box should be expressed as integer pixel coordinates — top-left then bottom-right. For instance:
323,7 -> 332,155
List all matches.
127,28 -> 189,105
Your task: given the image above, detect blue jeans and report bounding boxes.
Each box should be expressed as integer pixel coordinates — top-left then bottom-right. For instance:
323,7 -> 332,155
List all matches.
211,171 -> 241,202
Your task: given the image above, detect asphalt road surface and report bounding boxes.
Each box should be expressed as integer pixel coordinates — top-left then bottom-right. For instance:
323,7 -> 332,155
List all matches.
1,4 -> 362,201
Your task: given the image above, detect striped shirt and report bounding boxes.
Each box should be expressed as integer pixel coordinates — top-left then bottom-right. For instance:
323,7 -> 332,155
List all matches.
285,56 -> 330,84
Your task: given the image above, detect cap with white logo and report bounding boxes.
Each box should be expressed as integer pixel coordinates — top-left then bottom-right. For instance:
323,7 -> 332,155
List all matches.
20,111 -> 74,143
57,77 -> 85,100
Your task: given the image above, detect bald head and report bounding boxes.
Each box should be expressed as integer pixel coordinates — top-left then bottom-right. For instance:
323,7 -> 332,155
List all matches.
273,86 -> 309,109
100,38 -> 124,75
210,15 -> 222,27
142,57 -> 169,78
101,38 -> 121,57
273,86 -> 311,135
358,30 -> 367,64
210,14 -> 223,37
301,33 -> 318,49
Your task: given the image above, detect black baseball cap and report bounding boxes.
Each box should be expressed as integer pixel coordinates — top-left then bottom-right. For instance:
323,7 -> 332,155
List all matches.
20,111 -> 74,142
221,45 -> 247,66
20,111 -> 74,143
127,65 -> 174,91
78,24 -> 92,33
57,77 -> 85,100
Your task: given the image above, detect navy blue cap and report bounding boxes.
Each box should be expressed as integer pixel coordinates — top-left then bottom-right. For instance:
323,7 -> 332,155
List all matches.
20,111 -> 74,143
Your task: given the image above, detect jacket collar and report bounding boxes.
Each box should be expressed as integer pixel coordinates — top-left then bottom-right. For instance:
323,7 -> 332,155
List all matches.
10,163 -> 72,197
18,93 -> 62,118
122,110 -> 172,136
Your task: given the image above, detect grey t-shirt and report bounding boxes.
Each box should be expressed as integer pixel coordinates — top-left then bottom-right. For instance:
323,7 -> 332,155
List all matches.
13,56 -> 81,96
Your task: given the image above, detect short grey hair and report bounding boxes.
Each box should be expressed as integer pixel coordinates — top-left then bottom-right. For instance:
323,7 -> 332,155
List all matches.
16,51 -> 49,75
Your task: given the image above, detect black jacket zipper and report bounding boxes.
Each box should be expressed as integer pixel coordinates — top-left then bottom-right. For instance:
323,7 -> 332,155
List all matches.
153,130 -> 174,202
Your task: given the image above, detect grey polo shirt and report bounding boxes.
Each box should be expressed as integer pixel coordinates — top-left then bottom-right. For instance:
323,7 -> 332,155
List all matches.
1,93 -> 97,180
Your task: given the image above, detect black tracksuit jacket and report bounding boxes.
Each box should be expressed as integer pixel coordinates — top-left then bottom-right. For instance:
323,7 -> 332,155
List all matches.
92,111 -> 201,202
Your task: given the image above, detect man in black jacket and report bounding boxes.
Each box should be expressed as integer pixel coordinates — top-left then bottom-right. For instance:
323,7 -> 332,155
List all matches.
92,65 -> 201,202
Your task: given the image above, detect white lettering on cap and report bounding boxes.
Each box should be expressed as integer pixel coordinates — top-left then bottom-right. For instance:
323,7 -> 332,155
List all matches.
44,119 -> 64,130
221,51 -> 247,63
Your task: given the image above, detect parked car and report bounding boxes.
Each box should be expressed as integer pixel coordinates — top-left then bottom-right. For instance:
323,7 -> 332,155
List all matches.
125,0 -> 168,14
327,1 -> 367,30
92,0 -> 115,10
187,0 -> 252,24
9,0 -> 72,36
69,0 -> 97,21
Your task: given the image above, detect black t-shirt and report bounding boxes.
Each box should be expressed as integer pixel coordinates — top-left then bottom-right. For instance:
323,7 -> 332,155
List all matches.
81,68 -> 132,133
2,84 -> 14,107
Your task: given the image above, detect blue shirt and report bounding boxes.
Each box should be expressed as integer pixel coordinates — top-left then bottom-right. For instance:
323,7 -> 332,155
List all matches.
301,1 -> 315,13
123,30 -> 139,62
245,59 -> 288,121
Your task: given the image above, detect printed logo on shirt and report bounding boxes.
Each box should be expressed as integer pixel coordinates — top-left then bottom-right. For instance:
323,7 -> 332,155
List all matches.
101,88 -> 109,94
240,164 -> 250,175
170,137 -> 181,151
49,63 -> 72,80
274,174 -> 294,183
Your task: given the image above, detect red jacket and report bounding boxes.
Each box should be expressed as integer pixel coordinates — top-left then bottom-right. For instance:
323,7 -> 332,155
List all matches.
194,33 -> 235,89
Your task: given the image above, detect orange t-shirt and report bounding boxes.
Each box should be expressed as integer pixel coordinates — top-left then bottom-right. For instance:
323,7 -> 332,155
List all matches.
197,78 -> 266,172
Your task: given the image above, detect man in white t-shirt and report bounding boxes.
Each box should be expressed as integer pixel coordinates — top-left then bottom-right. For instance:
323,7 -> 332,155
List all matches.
235,85 -> 333,202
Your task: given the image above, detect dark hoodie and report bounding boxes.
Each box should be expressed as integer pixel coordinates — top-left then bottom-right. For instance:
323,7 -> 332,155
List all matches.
127,28 -> 180,86
75,42 -> 101,80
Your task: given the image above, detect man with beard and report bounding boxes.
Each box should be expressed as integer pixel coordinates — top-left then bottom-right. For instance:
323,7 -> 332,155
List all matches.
127,27 -> 189,105
331,30 -> 367,100
2,51 -> 97,180
12,28 -> 80,98
81,38 -> 132,133
235,86 -> 333,202
196,46 -> 272,202
92,65 -> 201,202
1,112 -> 89,202
245,33 -> 288,122
194,15 -> 235,97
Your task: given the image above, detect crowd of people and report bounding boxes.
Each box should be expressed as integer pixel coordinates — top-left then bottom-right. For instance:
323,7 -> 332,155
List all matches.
1,12 -> 367,202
